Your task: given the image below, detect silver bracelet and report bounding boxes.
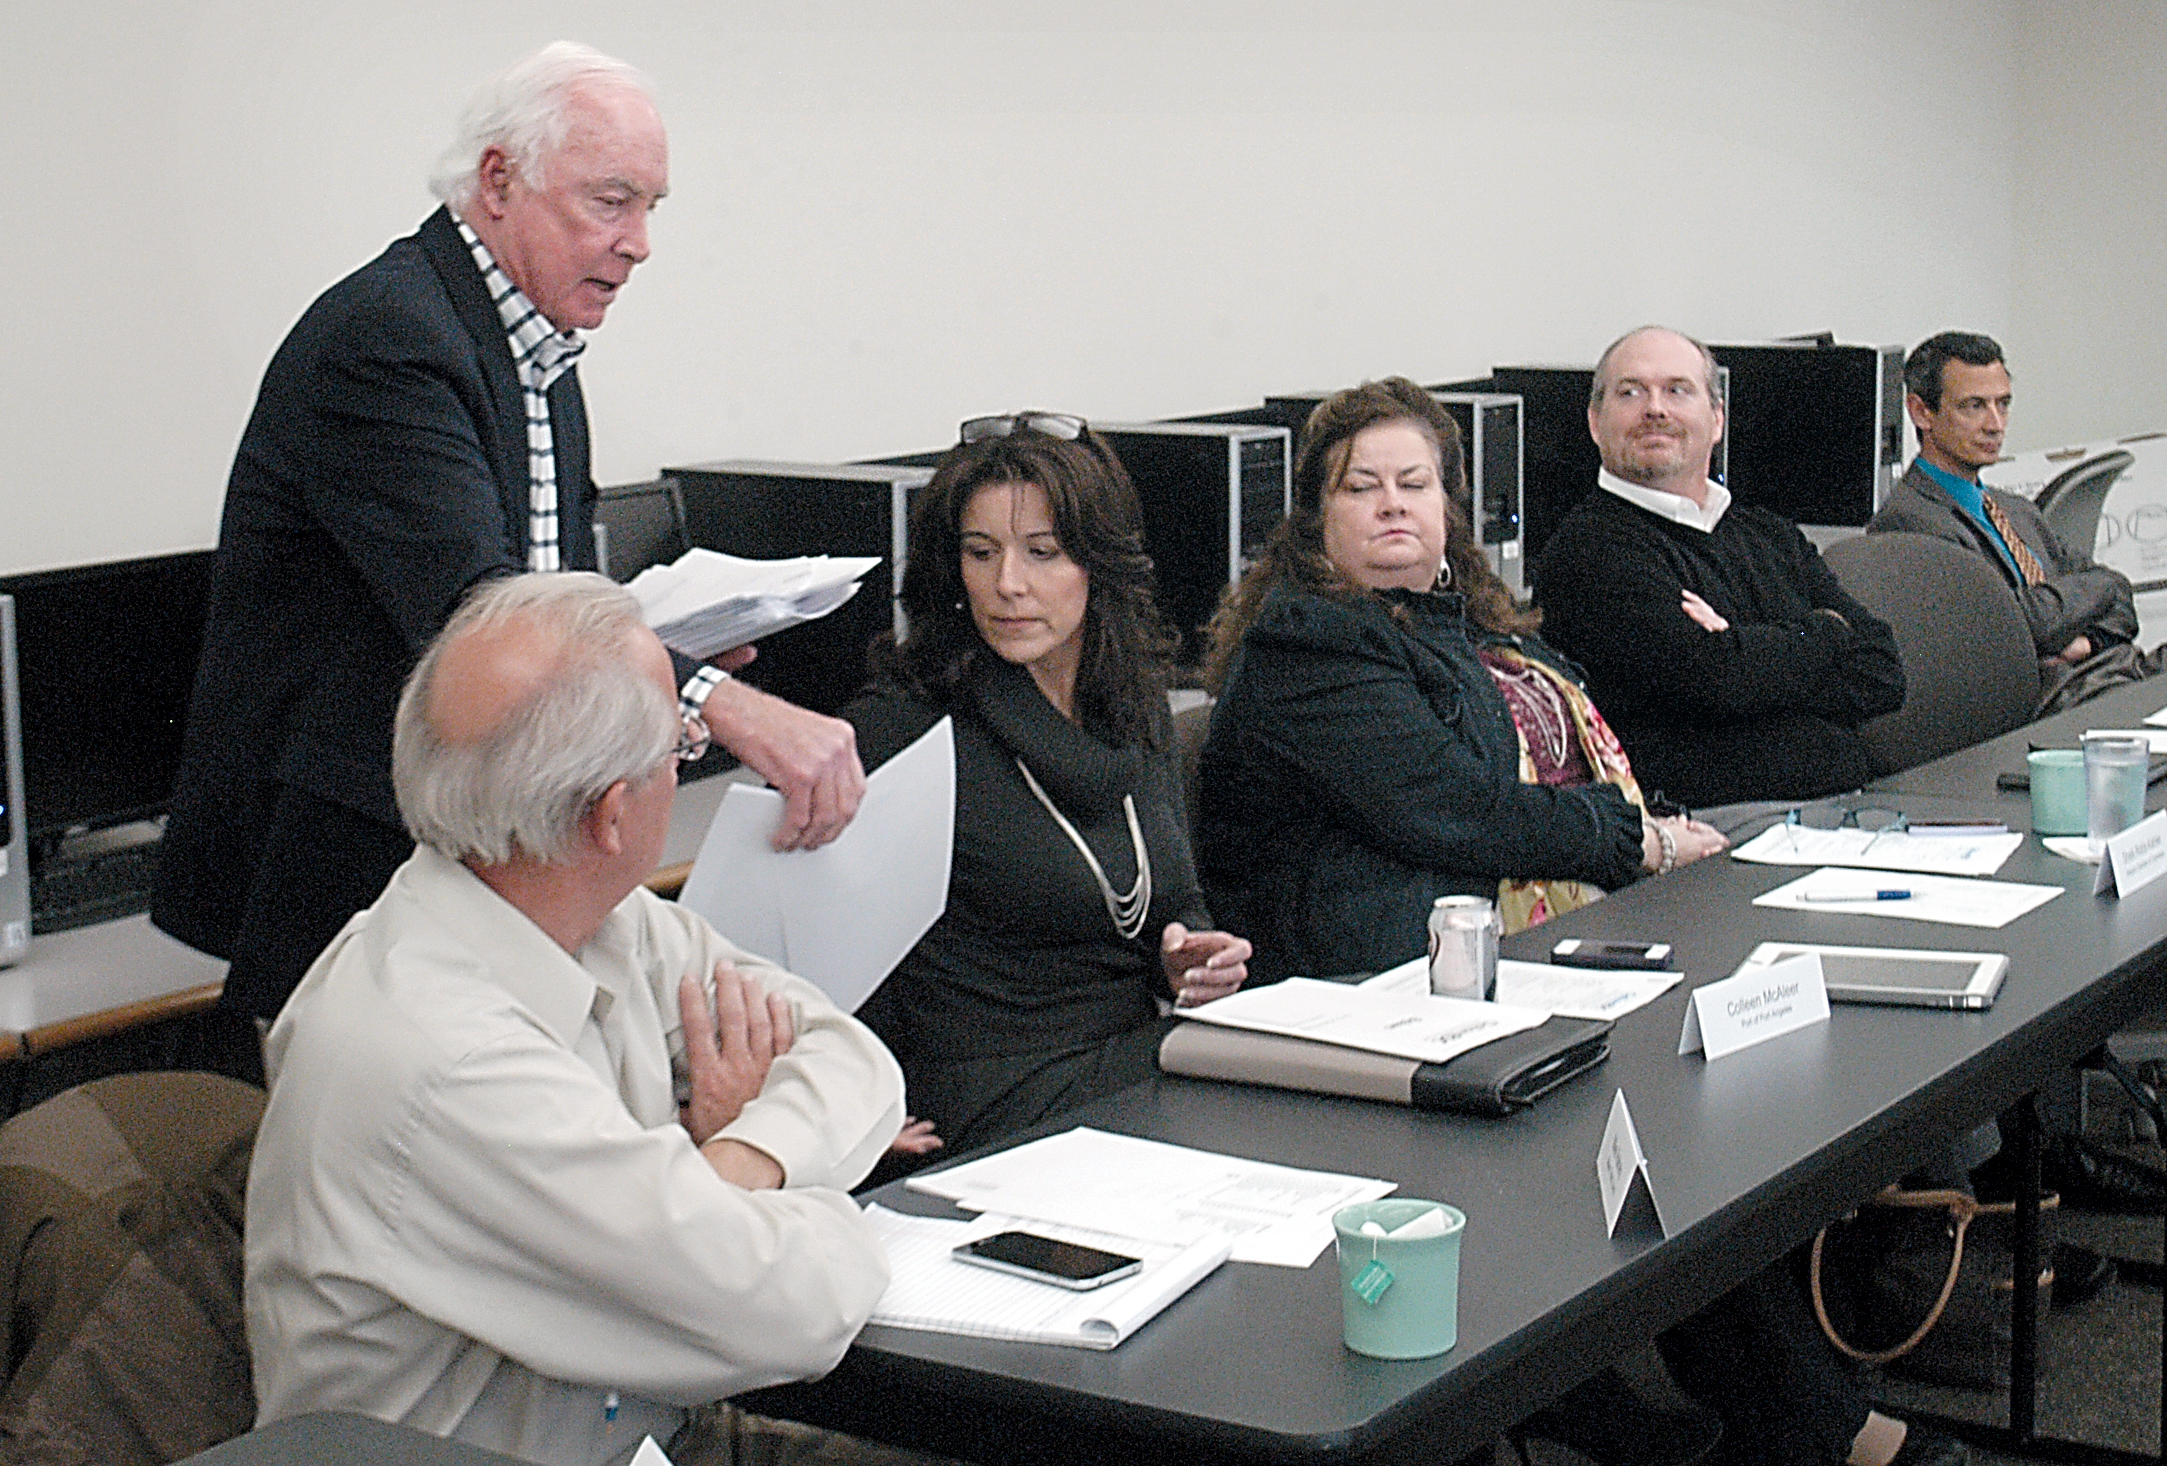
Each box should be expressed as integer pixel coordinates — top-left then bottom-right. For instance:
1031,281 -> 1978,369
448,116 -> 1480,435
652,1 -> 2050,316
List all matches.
1654,820 -> 1678,876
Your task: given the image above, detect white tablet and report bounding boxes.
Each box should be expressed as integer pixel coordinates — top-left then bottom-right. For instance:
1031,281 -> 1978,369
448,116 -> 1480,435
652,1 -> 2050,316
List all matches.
1736,942 -> 2007,1011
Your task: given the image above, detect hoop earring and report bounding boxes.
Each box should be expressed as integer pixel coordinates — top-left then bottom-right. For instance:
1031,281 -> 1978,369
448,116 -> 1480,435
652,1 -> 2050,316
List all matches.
1433,558 -> 1454,592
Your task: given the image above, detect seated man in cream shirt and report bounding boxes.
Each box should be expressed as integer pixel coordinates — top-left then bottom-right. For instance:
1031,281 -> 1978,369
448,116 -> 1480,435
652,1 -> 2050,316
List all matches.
244,572 -> 909,1466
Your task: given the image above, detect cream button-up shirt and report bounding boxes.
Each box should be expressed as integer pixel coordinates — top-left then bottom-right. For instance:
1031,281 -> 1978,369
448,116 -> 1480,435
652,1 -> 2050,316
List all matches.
245,845 -> 904,1465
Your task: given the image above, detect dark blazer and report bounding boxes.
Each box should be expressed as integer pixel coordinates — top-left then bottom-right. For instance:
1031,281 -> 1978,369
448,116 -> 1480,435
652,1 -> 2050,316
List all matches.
1197,584 -> 1644,986
1869,460 -> 2136,661
154,208 -> 599,963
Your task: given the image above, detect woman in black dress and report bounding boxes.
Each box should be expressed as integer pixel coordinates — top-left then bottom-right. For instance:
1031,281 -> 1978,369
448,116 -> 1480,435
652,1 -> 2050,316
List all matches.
845,413 -> 1250,1159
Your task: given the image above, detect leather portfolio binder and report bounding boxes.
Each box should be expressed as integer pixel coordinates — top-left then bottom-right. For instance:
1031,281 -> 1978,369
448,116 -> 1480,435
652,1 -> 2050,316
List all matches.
1157,1015 -> 1611,1117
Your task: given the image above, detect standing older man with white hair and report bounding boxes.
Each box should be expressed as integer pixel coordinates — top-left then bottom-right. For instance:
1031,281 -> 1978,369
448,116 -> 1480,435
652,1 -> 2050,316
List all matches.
246,571 -> 913,1466
157,42 -> 865,1038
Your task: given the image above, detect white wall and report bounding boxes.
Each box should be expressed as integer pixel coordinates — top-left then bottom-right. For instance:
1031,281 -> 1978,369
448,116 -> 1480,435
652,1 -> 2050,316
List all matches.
2009,0 -> 2167,452
5,0 -> 2032,575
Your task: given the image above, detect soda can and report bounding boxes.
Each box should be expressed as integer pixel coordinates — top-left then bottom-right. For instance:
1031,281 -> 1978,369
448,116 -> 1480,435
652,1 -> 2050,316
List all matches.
1427,895 -> 1499,1001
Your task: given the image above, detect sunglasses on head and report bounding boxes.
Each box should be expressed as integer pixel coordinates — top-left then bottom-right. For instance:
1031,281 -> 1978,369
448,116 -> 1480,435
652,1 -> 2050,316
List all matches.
959,412 -> 1088,444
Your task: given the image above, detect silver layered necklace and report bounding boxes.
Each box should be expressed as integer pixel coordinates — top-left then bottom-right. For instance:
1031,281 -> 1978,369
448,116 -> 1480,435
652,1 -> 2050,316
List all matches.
1015,758 -> 1152,940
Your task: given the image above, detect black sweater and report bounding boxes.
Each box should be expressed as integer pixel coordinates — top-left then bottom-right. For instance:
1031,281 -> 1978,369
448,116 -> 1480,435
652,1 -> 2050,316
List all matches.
1534,491 -> 1905,807
843,657 -> 1209,1147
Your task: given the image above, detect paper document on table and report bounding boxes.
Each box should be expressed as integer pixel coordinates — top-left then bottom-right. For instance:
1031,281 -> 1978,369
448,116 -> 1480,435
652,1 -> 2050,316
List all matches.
2087,727 -> 2167,752
1730,824 -> 2022,876
2143,707 -> 2167,728
907,1127 -> 1394,1267
628,548 -> 882,659
1753,868 -> 2061,929
1354,956 -> 1430,994
1181,976 -> 1548,1064
1357,956 -> 1678,1020
676,719 -> 952,1012
1491,961 -> 1682,1020
861,1205 -> 1230,1349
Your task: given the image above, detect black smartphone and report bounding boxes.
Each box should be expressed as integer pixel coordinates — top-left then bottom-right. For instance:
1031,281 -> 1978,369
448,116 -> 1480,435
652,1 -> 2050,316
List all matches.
1549,938 -> 1674,971
952,1231 -> 1143,1290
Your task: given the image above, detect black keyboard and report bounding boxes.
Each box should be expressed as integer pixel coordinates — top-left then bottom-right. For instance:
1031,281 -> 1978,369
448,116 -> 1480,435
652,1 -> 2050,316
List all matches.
31,841 -> 161,934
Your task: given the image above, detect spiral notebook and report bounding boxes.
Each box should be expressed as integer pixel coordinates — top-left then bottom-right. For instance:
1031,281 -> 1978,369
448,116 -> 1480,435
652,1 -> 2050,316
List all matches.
861,1205 -> 1231,1350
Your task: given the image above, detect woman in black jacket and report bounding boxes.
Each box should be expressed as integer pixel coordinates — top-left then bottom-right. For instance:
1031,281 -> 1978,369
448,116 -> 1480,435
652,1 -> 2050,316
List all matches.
845,414 -> 1250,1160
1198,378 -> 1957,1466
1198,377 -> 1726,985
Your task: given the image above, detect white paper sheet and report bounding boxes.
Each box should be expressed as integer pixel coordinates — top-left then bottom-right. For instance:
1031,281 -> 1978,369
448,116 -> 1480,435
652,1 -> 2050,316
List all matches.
2141,706 -> 2167,728
1491,961 -> 1683,1020
906,1127 -> 1395,1267
1752,868 -> 2062,929
1180,976 -> 1548,1065
2085,727 -> 2167,752
861,1206 -> 1230,1349
1730,823 -> 2022,876
629,548 -> 883,658
676,718 -> 953,1012
1361,955 -> 1680,1021
1355,956 -> 1431,994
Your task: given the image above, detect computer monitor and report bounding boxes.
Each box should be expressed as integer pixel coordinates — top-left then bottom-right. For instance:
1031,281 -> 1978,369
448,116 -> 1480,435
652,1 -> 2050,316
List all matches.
0,598 -> 27,964
662,461 -> 932,717
0,551 -> 216,851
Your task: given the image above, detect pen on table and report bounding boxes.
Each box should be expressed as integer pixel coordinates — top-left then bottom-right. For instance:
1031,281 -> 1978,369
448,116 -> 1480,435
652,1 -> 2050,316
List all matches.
1799,889 -> 1913,903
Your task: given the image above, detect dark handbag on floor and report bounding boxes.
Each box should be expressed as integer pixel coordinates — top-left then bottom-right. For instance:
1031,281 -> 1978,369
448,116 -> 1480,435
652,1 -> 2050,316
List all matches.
1808,1185 -> 2055,1391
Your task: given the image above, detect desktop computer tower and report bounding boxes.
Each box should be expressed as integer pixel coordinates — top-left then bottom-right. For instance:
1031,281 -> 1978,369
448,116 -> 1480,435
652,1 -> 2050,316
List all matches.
663,460 -> 934,717
0,599 -> 28,966
1437,365 -> 1731,566
1707,340 -> 1906,528
1092,423 -> 1292,672
1252,391 -> 1528,596
593,477 -> 692,582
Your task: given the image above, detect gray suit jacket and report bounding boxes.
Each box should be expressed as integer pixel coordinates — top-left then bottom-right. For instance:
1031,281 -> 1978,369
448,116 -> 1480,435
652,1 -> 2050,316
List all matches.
1869,460 -> 2136,660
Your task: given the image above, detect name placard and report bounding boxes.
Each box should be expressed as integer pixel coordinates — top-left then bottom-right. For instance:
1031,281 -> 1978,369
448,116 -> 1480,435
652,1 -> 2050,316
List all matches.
1678,953 -> 1830,1061
1596,1089 -> 1667,1239
2095,810 -> 2167,899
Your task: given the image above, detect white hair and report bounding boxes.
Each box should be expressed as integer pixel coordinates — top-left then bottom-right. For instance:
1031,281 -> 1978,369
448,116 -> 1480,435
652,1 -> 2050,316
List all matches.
393,573 -> 676,866
428,41 -> 656,213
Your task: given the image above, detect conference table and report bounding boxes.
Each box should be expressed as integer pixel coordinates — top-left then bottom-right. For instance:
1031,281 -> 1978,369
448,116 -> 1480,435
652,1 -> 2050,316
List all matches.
747,688 -> 2167,1466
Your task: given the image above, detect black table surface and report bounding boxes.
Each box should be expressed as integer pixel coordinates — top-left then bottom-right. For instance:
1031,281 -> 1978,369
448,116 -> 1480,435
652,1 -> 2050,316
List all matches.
751,714 -> 2167,1466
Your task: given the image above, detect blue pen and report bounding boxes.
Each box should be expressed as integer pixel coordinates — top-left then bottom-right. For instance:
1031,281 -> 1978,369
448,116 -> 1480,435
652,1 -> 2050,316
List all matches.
1799,889 -> 1912,902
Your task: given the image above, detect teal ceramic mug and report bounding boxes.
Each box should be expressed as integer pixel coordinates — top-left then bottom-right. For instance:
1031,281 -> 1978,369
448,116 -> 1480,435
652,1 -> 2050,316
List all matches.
2028,749 -> 2087,837
1333,1198 -> 1465,1359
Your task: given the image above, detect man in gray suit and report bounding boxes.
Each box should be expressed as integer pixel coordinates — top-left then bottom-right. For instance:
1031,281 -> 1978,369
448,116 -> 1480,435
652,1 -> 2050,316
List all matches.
1869,332 -> 2140,693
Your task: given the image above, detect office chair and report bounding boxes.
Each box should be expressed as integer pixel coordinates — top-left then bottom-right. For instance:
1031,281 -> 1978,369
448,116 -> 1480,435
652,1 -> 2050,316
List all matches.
0,1071 -> 263,1466
2032,450 -> 2134,559
1824,532 -> 2039,776
1172,696 -> 1215,850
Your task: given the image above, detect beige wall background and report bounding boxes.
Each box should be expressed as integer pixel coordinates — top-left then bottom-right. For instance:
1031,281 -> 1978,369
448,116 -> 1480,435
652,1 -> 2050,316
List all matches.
3,1 -> 2154,575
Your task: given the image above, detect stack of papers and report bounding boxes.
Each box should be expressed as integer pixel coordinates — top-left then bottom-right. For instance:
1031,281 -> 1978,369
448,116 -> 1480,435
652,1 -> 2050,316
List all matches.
627,548 -> 882,658
907,1127 -> 1393,1267
862,1206 -> 1231,1350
